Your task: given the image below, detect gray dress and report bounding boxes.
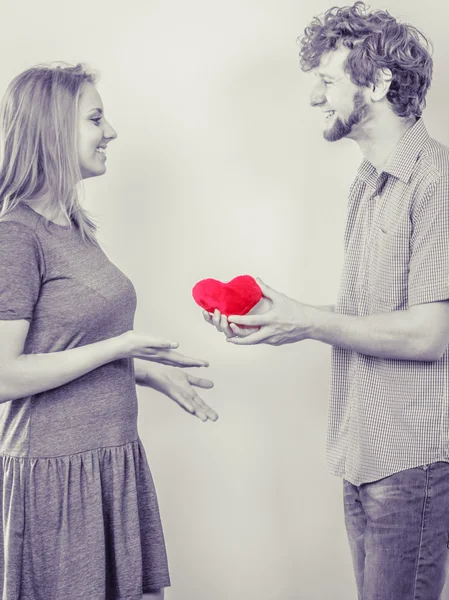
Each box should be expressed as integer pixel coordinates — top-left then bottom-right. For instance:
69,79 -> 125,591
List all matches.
0,204 -> 170,600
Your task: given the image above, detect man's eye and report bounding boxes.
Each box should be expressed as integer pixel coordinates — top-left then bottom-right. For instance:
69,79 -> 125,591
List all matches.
324,80 -> 334,86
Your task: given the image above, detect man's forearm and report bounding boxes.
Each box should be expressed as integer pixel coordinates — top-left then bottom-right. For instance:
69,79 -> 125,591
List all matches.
227,287 -> 444,357
305,306 -> 440,361
315,304 -> 335,312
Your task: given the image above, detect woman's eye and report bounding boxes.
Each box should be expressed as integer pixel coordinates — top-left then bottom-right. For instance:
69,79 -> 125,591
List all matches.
91,117 -> 101,125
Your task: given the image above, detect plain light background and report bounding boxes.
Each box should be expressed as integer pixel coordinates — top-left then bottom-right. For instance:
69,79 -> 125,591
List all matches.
2,1 -> 449,599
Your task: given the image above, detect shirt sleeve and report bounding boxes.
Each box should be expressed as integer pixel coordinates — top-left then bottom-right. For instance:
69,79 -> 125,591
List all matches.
408,174 -> 449,306
0,221 -> 43,321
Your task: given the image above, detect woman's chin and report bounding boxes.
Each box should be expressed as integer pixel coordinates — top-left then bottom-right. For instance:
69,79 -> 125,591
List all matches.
80,166 -> 107,180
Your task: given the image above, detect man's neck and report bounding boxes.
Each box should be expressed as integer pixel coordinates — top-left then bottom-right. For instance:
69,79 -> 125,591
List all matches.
354,112 -> 417,173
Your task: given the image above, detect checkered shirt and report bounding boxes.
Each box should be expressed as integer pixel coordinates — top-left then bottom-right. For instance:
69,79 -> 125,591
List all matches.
327,118 -> 449,485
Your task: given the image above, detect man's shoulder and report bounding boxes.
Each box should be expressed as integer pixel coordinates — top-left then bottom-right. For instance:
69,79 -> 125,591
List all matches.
420,136 -> 449,179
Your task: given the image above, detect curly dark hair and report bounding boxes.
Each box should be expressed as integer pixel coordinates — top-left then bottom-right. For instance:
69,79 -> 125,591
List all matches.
298,1 -> 433,118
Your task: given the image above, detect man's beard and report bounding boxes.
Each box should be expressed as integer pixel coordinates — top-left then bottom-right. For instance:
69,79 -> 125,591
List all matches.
324,90 -> 368,142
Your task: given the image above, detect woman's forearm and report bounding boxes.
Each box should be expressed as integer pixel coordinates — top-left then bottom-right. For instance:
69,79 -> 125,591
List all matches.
0,335 -> 126,403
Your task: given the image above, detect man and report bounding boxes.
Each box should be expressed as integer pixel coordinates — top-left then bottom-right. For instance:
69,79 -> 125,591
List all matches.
204,3 -> 449,598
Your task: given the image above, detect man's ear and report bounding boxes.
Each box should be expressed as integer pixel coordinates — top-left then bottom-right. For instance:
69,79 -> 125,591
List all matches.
371,68 -> 393,102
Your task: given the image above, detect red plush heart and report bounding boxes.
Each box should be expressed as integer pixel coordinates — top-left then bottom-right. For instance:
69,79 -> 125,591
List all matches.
192,275 -> 262,316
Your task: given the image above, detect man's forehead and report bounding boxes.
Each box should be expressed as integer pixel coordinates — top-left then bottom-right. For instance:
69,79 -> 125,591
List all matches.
316,47 -> 350,76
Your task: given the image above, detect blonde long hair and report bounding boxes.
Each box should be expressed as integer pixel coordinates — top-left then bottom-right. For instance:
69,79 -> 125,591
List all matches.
0,63 -> 99,244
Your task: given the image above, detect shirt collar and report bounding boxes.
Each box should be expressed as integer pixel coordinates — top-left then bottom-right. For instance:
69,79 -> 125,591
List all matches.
356,118 -> 429,186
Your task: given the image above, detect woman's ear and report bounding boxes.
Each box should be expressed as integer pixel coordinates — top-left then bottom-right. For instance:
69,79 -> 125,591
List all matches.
371,68 -> 393,102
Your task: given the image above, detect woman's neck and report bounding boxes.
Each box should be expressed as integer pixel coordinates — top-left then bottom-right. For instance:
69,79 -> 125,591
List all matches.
22,196 -> 71,227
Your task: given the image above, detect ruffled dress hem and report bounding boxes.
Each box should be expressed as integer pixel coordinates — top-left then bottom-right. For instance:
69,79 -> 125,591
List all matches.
0,438 -> 170,600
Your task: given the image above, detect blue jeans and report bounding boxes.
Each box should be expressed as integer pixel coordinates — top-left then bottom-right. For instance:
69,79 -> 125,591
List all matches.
344,462 -> 449,600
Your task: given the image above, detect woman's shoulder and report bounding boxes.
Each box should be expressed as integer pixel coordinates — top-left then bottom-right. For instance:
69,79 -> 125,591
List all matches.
0,205 -> 45,272
0,205 -> 47,281
0,203 -> 41,235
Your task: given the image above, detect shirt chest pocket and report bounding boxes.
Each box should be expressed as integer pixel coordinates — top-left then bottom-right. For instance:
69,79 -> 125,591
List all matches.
366,226 -> 410,311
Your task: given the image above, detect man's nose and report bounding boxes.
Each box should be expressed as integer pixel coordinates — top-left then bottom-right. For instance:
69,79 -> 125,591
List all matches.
310,84 -> 326,107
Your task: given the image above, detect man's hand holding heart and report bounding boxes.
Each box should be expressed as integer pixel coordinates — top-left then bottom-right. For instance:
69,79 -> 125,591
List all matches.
194,275 -> 313,346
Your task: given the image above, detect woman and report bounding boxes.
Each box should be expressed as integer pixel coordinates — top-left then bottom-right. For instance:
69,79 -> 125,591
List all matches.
0,63 -> 217,600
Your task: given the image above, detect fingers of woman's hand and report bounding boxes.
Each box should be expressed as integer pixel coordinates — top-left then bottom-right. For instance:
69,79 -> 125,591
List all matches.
125,332 -> 179,357
186,376 -> 218,421
162,371 -> 217,421
186,375 -> 214,389
171,389 -> 218,422
189,390 -> 218,421
144,350 -> 209,368
192,394 -> 219,421
171,391 -> 195,416
149,339 -> 179,349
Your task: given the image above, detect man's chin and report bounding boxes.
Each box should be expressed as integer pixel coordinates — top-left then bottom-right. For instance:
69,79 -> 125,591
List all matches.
323,130 -> 345,142
323,122 -> 349,142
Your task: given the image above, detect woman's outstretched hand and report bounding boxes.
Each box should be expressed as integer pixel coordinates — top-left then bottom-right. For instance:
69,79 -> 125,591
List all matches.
119,331 -> 209,368
143,367 -> 217,422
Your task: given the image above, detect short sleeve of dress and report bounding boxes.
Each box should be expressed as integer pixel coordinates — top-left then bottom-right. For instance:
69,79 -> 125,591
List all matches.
0,221 -> 43,321
408,175 -> 449,306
